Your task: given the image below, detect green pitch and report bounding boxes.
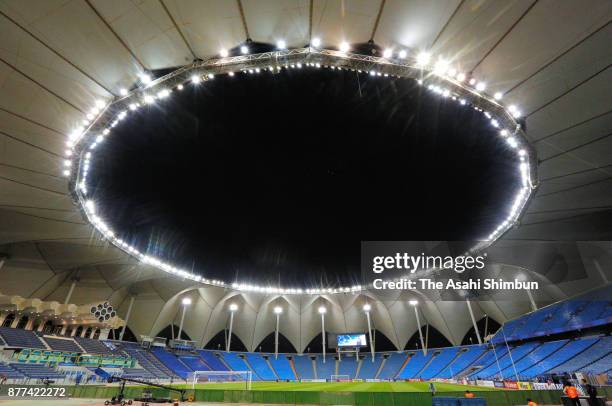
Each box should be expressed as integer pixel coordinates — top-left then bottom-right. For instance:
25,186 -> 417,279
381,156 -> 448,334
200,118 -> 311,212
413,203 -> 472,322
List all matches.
177,381 -> 501,392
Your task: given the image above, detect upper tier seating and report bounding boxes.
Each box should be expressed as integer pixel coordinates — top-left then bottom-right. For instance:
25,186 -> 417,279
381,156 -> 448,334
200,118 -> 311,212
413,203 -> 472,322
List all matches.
419,347 -> 460,379
245,353 -> 276,380
119,344 -> 175,379
437,345 -> 487,378
582,353 -> 611,374
198,350 -> 229,371
397,351 -> 433,379
549,336 -> 612,374
493,285 -> 612,343
179,355 -> 210,372
471,342 -> 540,379
293,355 -> 314,379
519,337 -> 598,378
315,355 -> 336,380
337,355 -> 358,378
377,352 -> 406,379
74,337 -> 114,355
221,352 -> 258,380
43,337 -> 82,353
357,353 -> 383,379
498,340 -> 567,379
151,347 -> 192,379
268,354 -> 295,380
0,327 -> 46,349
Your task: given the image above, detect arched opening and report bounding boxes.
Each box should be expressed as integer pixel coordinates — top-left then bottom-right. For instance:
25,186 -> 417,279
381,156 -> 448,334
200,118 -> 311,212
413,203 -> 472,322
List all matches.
65,326 -> 74,337
2,313 -> 15,327
365,329 -> 398,352
84,327 -> 93,338
92,329 -> 101,340
255,332 -> 297,353
16,315 -> 28,329
53,325 -> 63,335
75,325 -> 84,337
110,325 -> 138,342
203,330 -> 247,352
42,321 -> 53,334
304,333 -> 328,354
405,325 -> 452,350
156,325 -> 191,341
31,319 -> 42,332
461,316 -> 501,346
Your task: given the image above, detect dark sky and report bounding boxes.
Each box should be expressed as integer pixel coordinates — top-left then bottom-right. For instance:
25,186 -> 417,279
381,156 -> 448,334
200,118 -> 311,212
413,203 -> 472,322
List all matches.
91,67 -> 519,287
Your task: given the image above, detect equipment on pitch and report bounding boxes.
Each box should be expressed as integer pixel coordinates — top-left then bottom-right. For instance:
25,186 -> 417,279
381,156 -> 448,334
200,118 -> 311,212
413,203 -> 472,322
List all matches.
189,370 -> 252,390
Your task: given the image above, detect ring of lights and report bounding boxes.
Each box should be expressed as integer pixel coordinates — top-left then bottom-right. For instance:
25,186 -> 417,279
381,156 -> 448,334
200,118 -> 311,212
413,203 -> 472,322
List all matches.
66,47 -> 537,295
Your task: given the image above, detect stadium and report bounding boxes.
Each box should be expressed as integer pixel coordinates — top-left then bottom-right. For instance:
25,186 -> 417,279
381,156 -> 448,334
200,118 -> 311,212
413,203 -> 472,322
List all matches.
0,1 -> 610,405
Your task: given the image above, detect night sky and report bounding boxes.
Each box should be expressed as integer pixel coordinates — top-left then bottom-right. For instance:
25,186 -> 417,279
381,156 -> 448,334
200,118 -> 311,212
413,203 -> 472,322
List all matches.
90,67 -> 519,287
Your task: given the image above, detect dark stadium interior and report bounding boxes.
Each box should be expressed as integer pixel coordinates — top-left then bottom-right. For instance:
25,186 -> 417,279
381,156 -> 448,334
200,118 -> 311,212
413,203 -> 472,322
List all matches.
90,68 -> 518,286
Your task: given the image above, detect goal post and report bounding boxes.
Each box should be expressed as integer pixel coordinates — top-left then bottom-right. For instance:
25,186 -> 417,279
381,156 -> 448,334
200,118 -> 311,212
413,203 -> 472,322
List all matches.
330,374 -> 351,382
188,370 -> 252,390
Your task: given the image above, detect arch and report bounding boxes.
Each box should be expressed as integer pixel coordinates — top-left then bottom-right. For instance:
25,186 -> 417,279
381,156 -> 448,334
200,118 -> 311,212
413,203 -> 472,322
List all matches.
75,325 -> 84,337
84,327 -> 93,338
404,324 -> 452,350
156,324 -> 192,341
203,330 -> 247,352
255,331 -> 297,353
461,316 -> 501,346
369,329 -> 398,352
65,326 -> 74,337
92,329 -> 101,340
304,333 -> 328,354
31,319 -> 42,332
16,315 -> 28,329
42,320 -> 53,334
2,313 -> 15,327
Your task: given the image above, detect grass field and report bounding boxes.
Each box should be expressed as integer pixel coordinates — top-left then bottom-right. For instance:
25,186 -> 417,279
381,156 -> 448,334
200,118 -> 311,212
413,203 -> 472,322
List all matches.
174,381 -> 501,393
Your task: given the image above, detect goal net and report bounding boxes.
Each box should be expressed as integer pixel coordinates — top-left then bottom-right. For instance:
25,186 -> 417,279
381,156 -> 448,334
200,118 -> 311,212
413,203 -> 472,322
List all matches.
330,374 -> 351,382
189,370 -> 252,390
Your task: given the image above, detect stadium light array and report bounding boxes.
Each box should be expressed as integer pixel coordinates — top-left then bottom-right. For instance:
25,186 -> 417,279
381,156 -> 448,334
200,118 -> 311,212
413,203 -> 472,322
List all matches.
65,46 -> 535,294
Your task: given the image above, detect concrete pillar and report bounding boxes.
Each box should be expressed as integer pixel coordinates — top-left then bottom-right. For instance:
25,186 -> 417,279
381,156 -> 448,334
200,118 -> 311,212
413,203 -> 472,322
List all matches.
10,314 -> 20,328
37,319 -> 47,332
466,300 -> 482,344
119,296 -> 136,341
24,318 -> 34,330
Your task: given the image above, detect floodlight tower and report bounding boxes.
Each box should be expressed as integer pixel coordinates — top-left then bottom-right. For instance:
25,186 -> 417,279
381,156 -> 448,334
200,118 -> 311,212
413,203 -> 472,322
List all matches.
273,306 -> 283,359
409,300 -> 426,355
178,297 -> 191,340
363,303 -> 375,362
318,306 -> 327,363
227,303 -> 238,352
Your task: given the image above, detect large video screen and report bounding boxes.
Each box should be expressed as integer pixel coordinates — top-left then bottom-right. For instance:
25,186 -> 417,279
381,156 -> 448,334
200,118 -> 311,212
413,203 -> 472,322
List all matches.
337,333 -> 367,347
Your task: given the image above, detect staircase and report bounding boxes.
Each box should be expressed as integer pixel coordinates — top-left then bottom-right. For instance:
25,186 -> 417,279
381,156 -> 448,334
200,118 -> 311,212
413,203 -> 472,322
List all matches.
416,351 -> 438,378
374,357 -> 386,379
265,357 -> 279,380
312,358 -> 318,379
395,354 -> 412,378
355,358 -> 363,379
289,357 -> 299,380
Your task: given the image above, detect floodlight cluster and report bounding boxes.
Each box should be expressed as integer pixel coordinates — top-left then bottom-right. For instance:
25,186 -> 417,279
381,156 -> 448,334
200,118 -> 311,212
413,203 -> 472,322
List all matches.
64,45 -> 535,295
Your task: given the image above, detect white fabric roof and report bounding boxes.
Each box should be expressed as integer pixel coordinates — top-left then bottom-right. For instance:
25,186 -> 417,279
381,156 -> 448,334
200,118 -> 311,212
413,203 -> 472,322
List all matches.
0,0 -> 611,351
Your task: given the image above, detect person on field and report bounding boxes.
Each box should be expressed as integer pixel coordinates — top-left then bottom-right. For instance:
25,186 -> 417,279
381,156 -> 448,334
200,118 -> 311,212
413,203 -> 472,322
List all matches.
527,398 -> 537,406
563,381 -> 580,406
429,382 -> 436,396
464,390 -> 475,398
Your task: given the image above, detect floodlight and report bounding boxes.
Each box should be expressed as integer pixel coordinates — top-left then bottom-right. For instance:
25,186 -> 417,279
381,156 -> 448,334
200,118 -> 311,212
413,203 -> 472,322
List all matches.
311,37 -> 321,47
273,306 -> 283,314
182,297 -> 192,306
229,303 -> 238,312
383,48 -> 392,58
276,40 -> 287,49
219,49 -> 229,57
363,304 -> 371,312
416,52 -> 430,66
240,45 -> 249,54
398,50 -> 407,59
339,42 -> 350,52
409,300 -> 419,306
318,306 -> 327,314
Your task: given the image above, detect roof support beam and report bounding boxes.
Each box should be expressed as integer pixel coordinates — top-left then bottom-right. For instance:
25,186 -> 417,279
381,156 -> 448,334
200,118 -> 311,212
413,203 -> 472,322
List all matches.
471,0 -> 540,72
429,0 -> 465,49
83,0 -> 146,71
0,11 -> 113,95
369,0 -> 386,42
158,0 -> 197,61
236,0 -> 251,41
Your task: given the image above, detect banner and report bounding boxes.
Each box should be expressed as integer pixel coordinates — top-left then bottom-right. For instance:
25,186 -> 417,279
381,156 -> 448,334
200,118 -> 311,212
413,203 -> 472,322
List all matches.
517,382 -> 532,390
476,380 -> 495,387
532,382 -> 564,390
503,381 -> 519,389
493,381 -> 505,388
